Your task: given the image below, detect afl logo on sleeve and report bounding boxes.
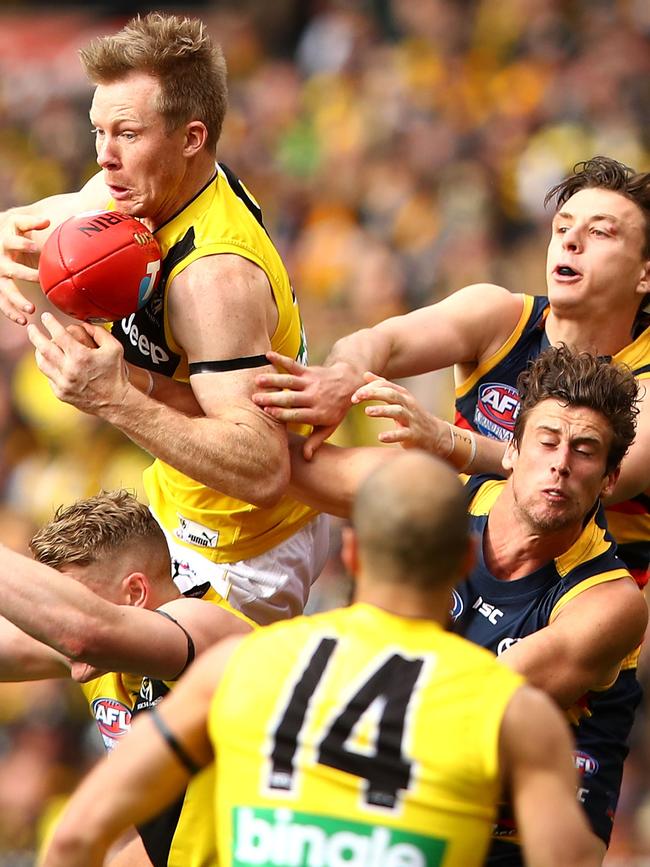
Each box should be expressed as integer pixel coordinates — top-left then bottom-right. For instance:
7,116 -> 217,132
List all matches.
91,698 -> 132,751
474,383 -> 520,441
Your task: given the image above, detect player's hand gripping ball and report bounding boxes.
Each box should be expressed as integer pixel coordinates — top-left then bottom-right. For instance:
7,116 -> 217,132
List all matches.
38,211 -> 161,323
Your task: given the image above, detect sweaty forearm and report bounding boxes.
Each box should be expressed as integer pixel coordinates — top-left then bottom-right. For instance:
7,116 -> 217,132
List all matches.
102,385 -> 290,507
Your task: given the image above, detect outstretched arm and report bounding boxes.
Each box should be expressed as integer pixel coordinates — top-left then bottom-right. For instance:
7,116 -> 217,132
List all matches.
0,615 -> 71,681
502,686 -> 603,867
253,284 -> 524,457
40,637 -> 241,867
0,544 -> 250,681
349,373 -> 509,474
288,436 -> 397,518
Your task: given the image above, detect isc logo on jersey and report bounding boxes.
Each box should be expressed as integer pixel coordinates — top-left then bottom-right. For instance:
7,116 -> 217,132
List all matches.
474,383 -> 520,440
472,595 -> 504,625
233,807 -> 445,867
91,698 -> 132,751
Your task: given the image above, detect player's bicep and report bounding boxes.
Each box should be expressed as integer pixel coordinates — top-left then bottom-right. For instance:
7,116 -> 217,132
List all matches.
499,578 -> 646,705
169,254 -> 279,418
379,284 -> 524,378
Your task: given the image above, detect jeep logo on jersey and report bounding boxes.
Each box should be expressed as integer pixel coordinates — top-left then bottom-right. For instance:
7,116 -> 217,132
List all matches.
450,589 -> 464,621
233,807 -> 446,867
91,698 -> 131,751
475,383 -> 520,440
573,751 -> 599,777
120,312 -> 170,366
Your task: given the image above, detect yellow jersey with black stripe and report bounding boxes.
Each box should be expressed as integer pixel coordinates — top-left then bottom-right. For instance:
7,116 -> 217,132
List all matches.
208,603 -> 524,867
110,163 -> 318,564
81,670 -> 216,867
452,475 -> 642,853
454,294 -> 650,585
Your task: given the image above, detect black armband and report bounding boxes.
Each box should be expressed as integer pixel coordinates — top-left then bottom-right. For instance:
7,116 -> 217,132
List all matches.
189,355 -> 269,374
154,609 -> 195,680
149,705 -> 201,776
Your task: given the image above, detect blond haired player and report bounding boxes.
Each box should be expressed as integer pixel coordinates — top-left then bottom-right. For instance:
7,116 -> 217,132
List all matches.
41,454 -> 600,867
0,490 -> 251,866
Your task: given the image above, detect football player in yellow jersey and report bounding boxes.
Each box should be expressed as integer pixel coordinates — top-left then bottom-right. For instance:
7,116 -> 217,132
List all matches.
40,453 -> 600,867
0,12 -> 327,625
0,489 -> 251,866
253,156 -> 650,585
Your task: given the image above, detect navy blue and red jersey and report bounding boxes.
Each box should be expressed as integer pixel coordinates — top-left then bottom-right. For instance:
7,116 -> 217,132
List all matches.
451,475 -> 642,863
454,293 -> 650,586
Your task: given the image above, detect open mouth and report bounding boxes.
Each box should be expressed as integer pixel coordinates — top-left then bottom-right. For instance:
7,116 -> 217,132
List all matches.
554,265 -> 581,278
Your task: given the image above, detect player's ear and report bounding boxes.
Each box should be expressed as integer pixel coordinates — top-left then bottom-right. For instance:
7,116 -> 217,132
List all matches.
183,121 -> 208,157
634,257 -> 650,298
501,438 -> 519,474
600,465 -> 620,500
121,572 -> 149,608
341,525 -> 359,577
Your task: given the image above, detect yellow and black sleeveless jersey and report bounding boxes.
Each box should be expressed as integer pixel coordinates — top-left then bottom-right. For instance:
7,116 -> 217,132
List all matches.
208,603 -> 524,867
453,475 -> 642,855
454,294 -> 650,586
110,163 -> 318,564
81,668 -> 216,867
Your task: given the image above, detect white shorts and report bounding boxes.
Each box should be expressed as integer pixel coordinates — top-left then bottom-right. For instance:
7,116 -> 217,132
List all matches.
158,513 -> 330,626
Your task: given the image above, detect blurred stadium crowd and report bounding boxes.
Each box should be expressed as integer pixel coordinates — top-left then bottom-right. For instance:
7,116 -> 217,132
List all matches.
0,0 -> 648,863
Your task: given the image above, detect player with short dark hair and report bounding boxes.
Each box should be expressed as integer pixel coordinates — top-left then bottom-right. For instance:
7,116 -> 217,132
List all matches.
253,155 -> 650,584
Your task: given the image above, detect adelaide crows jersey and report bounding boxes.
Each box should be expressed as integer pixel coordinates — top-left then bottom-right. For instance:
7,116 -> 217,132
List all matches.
454,293 -> 650,585
208,603 -> 524,867
451,476 -> 642,859
109,163 -> 318,568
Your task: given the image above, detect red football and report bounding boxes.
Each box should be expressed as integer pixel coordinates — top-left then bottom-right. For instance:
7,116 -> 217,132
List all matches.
38,210 -> 162,323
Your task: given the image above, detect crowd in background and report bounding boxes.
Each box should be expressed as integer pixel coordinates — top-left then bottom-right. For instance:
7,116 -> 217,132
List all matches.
0,0 -> 648,863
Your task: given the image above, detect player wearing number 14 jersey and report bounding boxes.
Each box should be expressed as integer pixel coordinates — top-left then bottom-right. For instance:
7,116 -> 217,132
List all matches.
40,453 -> 599,867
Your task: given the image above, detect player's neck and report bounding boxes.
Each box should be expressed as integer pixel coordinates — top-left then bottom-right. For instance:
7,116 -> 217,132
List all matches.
485,488 -> 582,581
355,578 -> 451,623
546,308 -> 635,357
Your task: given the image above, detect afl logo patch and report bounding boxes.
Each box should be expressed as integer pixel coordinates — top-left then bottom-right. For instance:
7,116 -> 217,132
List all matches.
573,751 -> 599,777
497,637 -> 521,655
91,698 -> 132,750
450,589 -> 464,621
476,383 -> 520,435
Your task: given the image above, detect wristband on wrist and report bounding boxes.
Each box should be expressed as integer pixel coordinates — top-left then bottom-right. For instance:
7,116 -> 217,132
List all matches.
143,369 -> 154,397
446,424 -> 478,473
